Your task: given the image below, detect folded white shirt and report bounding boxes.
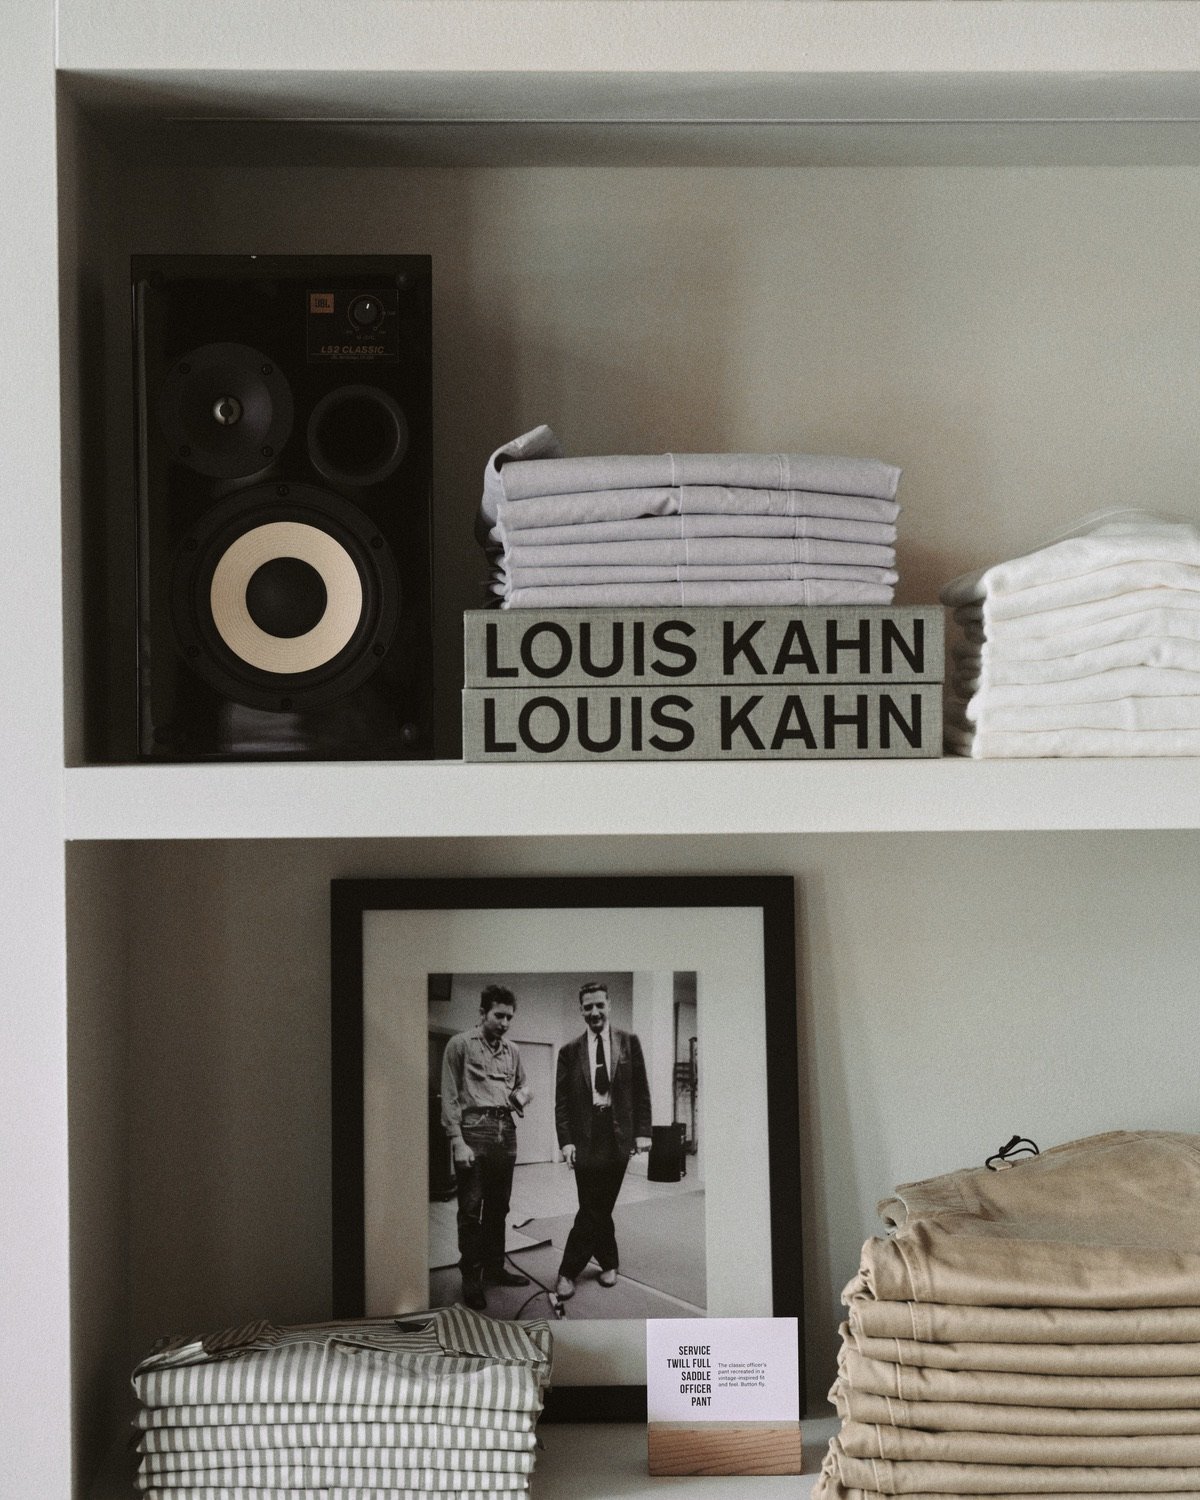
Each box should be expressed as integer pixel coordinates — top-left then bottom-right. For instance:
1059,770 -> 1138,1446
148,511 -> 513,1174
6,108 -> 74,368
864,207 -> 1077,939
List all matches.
955,607 -> 1200,662
964,666 -> 1200,719
954,635 -> 1200,689
946,721 -> 1200,758
955,587 -> 1200,646
941,510 -> 1200,607
952,694 -> 1200,733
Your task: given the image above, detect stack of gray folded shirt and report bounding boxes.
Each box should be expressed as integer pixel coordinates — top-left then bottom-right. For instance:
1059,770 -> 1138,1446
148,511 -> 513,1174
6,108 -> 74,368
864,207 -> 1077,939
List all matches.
942,510 -> 1200,757
815,1130 -> 1200,1499
131,1306 -> 552,1499
477,425 -> 902,608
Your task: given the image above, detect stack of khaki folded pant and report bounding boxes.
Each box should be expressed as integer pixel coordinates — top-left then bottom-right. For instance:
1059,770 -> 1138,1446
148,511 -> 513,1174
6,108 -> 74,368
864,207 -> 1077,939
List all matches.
476,424 -> 902,608
130,1306 -> 551,1499
815,1130 -> 1200,1499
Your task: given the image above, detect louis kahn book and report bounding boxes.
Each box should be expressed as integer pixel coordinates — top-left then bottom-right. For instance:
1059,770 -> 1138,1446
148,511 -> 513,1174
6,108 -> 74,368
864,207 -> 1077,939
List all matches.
463,606 -> 943,761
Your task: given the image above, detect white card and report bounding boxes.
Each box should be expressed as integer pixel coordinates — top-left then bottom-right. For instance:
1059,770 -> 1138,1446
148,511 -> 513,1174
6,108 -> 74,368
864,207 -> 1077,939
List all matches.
645,1317 -> 800,1423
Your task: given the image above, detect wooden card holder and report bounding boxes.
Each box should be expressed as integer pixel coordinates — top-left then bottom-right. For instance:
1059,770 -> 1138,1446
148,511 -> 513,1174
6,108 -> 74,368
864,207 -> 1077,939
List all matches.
648,1420 -> 803,1476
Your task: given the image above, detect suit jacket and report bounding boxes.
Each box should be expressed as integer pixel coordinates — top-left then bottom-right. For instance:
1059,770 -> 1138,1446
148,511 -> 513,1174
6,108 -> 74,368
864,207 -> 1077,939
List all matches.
555,1027 -> 652,1159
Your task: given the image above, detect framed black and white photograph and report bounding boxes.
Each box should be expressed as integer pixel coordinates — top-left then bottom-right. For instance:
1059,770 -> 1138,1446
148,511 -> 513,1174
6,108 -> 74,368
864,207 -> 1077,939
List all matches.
331,875 -> 800,1420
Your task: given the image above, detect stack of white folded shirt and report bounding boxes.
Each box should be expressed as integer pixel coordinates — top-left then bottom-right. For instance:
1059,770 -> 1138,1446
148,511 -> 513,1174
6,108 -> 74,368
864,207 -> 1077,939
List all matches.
941,510 -> 1200,756
477,425 -> 902,608
130,1307 -> 551,1499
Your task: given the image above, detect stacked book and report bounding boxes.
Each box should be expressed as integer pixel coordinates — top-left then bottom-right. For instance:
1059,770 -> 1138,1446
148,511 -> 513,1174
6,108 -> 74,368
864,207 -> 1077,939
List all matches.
942,510 -> 1200,756
130,1307 -> 551,1499
815,1131 -> 1200,1500
476,425 -> 902,608
462,606 -> 943,760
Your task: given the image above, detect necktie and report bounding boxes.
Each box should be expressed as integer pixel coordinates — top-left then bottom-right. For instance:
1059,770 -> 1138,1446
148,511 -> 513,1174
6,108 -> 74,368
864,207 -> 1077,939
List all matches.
594,1035 -> 610,1096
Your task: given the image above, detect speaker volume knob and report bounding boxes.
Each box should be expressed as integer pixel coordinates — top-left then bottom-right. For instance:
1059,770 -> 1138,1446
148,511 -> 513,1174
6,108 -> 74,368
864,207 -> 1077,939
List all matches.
212,395 -> 243,426
348,294 -> 385,330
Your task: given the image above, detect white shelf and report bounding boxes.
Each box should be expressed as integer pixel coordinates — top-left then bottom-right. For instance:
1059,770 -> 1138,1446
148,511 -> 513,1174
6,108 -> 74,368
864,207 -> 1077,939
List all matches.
56,2 -> 1200,128
56,2 -> 1200,83
64,758 -> 1200,840
90,1418 -> 839,1498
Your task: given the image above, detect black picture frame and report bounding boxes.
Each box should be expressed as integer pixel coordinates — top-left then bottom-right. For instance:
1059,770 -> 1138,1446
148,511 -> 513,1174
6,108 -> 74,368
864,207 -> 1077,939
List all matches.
330,874 -> 801,1422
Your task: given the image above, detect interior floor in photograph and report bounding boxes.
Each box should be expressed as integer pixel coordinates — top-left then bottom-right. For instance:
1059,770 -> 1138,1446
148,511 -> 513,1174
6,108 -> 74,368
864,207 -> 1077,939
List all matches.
428,1157 -> 706,1321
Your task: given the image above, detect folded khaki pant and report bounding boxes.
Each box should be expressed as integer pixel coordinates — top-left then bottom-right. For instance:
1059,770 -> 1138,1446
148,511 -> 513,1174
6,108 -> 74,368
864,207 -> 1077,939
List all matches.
816,1485 -> 1200,1500
859,1132 -> 1200,1310
839,1419 -> 1200,1467
824,1435 -> 1200,1492
844,1286 -> 1200,1346
840,1346 -> 1200,1409
833,1384 -> 1200,1437
843,1323 -> 1200,1377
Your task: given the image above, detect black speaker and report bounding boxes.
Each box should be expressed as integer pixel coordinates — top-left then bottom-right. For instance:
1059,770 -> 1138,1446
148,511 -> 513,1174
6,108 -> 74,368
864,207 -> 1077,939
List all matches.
133,254 -> 433,759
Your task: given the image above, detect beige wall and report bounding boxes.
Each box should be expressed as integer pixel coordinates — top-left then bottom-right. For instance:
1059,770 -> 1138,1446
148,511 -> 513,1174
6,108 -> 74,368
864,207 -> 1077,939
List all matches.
85,828 -> 1200,1411
82,150 -> 1200,757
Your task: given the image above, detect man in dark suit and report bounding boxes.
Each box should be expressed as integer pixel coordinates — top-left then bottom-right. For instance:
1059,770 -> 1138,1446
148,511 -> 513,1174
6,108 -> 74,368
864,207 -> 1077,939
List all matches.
554,980 -> 652,1299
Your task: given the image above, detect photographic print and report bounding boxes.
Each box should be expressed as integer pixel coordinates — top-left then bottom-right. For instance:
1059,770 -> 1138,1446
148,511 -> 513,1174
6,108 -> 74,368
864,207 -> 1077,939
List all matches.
331,876 -> 799,1419
427,970 -> 703,1322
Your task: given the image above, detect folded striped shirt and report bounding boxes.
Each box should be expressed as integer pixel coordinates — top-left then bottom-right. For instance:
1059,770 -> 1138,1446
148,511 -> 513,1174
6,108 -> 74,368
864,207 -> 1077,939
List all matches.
133,1309 -> 551,1412
138,1423 -> 537,1454
139,1448 -> 535,1475
135,1404 -> 534,1431
137,1482 -> 525,1494
140,1490 -> 525,1500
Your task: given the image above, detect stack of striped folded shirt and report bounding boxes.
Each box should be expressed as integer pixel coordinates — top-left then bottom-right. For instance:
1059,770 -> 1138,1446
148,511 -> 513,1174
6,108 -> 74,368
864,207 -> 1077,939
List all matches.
130,1306 -> 551,1499
942,510 -> 1200,756
477,424 -> 902,608
815,1129 -> 1200,1500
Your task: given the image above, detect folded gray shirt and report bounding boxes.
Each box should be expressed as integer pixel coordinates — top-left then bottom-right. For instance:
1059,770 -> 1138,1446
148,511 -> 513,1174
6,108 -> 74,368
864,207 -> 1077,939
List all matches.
477,425 -> 902,544
494,562 -> 898,592
508,513 -> 897,547
503,580 -> 896,608
505,537 -> 896,570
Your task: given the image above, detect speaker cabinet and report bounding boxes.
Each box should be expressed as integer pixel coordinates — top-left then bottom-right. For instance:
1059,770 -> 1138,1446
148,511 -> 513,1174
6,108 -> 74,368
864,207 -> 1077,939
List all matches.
133,254 -> 433,759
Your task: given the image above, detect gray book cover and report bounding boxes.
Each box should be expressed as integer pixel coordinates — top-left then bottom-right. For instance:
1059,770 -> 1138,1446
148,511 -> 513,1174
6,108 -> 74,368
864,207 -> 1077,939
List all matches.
464,606 -> 943,687
463,684 -> 942,761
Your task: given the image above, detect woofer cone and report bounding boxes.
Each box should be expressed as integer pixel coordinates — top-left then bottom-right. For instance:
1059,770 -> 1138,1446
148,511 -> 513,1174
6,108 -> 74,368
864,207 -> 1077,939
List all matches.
170,482 -> 400,712
307,384 -> 408,487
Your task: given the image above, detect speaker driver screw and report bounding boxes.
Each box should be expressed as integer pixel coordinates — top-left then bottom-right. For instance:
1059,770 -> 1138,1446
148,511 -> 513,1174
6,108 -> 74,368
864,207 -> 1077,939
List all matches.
371,536 -> 383,549
179,445 -> 191,458
183,538 -> 198,551
372,643 -> 385,656
277,484 -> 289,496
179,363 -> 191,374
261,445 -> 273,457
261,364 -> 273,375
